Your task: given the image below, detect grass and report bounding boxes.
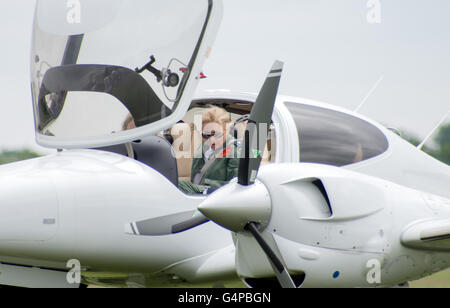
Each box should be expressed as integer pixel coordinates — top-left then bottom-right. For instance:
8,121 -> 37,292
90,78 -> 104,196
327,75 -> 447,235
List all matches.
169,268 -> 450,288
410,268 -> 450,288
85,269 -> 450,288
196,271 -> 450,288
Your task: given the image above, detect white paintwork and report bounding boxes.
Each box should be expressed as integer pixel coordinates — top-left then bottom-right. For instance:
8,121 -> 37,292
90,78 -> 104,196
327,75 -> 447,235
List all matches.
0,150 -> 235,286
199,180 -> 272,232
245,163 -> 450,287
0,173 -> 58,241
162,245 -> 237,283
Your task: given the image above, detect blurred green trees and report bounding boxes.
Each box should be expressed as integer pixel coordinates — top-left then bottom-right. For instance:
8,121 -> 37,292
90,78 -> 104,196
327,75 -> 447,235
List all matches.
402,123 -> 450,165
0,149 -> 41,165
434,124 -> 450,164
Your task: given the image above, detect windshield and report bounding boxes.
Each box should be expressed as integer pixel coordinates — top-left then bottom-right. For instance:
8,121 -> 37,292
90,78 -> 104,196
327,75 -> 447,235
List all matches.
31,0 -> 213,144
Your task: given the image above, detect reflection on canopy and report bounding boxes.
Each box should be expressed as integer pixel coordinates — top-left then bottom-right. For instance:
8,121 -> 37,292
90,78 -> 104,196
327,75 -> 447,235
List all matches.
285,102 -> 389,166
37,64 -> 167,130
30,0 -> 213,142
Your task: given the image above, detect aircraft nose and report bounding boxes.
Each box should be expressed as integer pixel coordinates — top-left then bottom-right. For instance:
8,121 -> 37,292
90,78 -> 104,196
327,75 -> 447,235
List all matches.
0,165 -> 59,242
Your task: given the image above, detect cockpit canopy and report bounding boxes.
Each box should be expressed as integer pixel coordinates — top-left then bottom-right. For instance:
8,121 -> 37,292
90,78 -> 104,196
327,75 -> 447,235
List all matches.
31,0 -> 221,148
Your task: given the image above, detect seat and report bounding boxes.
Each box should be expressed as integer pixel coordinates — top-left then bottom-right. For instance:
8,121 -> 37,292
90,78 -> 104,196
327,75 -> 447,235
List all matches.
170,123 -> 202,182
95,136 -> 179,187
232,121 -> 274,164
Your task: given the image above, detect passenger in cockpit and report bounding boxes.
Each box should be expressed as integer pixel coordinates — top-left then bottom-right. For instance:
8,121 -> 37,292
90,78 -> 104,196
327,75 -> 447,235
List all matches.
178,107 -> 239,195
122,113 -> 136,131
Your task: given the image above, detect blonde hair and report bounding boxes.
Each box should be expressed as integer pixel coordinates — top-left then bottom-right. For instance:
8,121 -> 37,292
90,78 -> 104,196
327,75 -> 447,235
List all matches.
202,107 -> 231,128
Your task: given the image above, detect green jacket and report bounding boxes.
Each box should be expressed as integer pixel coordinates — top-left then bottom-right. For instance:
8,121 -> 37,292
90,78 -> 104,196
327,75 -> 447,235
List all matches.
190,139 -> 240,189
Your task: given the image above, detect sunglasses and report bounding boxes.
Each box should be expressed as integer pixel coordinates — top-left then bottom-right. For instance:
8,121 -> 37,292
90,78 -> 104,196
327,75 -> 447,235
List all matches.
202,130 -> 223,139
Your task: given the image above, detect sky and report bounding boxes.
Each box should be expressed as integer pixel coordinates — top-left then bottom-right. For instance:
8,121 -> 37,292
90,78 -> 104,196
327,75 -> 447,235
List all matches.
0,0 -> 449,154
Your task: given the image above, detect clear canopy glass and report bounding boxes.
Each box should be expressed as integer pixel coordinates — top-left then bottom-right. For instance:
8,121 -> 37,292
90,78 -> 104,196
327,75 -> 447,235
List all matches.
31,0 -> 215,147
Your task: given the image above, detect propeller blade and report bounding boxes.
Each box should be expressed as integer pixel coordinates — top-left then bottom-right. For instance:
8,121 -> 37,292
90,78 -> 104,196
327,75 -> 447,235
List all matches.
245,222 -> 296,288
125,210 -> 209,236
238,61 -> 284,186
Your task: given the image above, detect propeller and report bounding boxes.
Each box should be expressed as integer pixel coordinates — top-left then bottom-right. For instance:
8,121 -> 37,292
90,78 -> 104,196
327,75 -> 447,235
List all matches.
238,61 -> 283,186
126,61 -> 296,288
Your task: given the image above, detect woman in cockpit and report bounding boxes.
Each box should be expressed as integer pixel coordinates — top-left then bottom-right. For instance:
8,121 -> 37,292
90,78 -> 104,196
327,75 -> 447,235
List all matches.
178,107 -> 239,195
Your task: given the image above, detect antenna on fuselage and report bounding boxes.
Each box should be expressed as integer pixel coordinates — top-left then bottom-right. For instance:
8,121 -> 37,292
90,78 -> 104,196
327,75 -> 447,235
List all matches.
418,111 -> 449,150
354,75 -> 384,113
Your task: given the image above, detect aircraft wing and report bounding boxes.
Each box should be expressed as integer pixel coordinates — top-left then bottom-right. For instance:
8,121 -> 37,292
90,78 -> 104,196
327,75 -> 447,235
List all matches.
401,219 -> 450,251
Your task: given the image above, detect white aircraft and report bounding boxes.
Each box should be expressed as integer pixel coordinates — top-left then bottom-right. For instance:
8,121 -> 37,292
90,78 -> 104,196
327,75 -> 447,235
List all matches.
0,0 -> 449,288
